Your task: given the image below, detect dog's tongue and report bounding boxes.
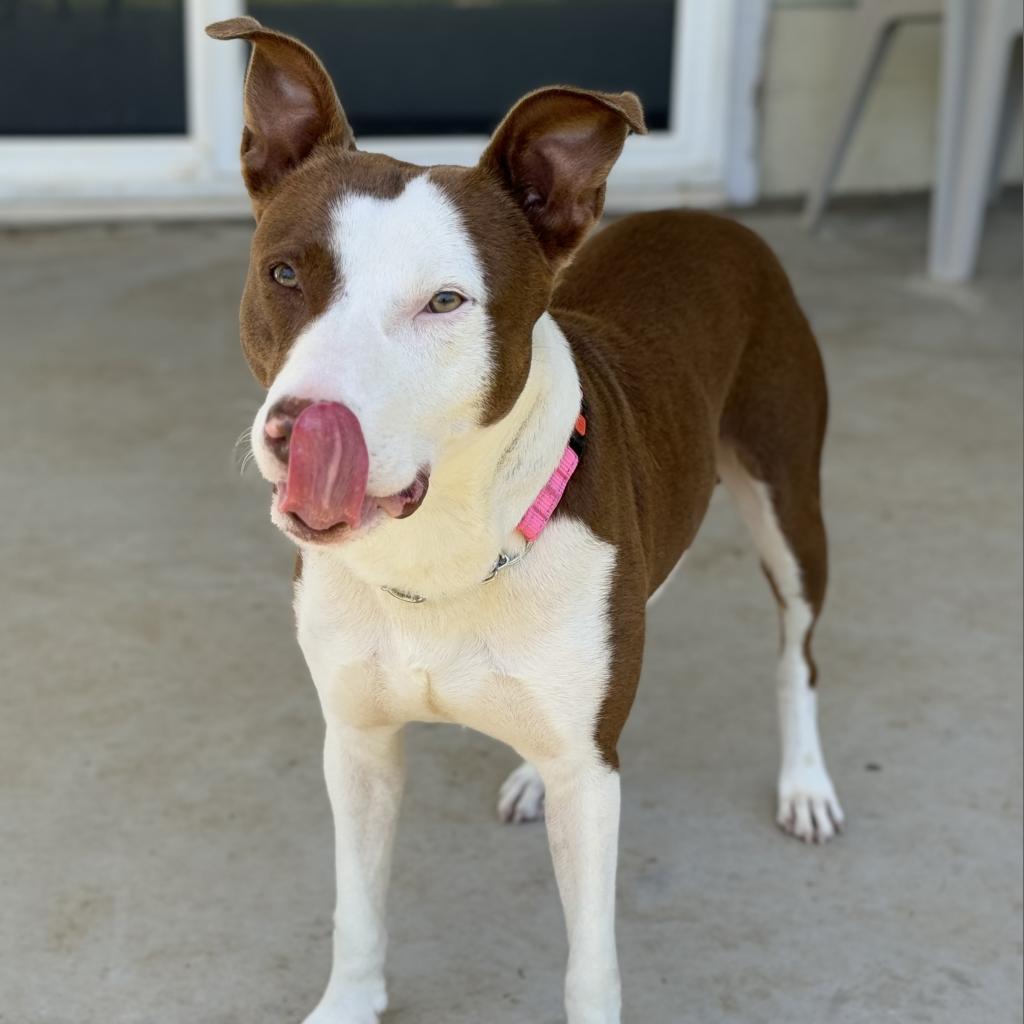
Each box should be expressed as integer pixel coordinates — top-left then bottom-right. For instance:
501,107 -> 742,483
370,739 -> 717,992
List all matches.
279,402 -> 369,532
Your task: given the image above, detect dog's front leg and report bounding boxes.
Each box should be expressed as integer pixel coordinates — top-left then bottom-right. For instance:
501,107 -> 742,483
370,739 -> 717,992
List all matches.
540,755 -> 622,1024
304,720 -> 404,1024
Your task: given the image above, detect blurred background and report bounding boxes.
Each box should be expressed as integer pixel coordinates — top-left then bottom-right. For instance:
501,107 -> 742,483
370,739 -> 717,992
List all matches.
2,0 -> 1020,220
1,2 -> 1021,1023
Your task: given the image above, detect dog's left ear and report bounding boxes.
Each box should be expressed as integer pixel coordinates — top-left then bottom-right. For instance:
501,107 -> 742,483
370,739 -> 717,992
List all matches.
480,86 -> 646,269
206,17 -> 354,212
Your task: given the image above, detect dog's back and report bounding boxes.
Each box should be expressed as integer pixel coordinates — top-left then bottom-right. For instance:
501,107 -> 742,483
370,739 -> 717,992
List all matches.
552,209 -> 827,597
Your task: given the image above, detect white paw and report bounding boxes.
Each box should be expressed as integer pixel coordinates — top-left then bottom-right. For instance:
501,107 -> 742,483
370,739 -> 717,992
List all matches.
777,765 -> 844,844
302,980 -> 387,1024
497,761 -> 545,823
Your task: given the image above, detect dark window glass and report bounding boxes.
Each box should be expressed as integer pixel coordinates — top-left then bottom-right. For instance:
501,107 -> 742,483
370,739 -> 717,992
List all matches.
0,0 -> 187,136
247,0 -> 674,136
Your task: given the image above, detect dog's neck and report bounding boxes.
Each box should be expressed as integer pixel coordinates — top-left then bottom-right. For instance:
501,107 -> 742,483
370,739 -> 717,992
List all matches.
306,311 -> 582,601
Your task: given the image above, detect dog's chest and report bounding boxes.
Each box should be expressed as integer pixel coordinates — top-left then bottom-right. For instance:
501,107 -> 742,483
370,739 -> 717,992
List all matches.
295,517 -> 617,758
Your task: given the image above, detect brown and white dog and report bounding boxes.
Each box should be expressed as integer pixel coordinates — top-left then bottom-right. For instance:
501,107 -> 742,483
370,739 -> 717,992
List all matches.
208,17 -> 843,1024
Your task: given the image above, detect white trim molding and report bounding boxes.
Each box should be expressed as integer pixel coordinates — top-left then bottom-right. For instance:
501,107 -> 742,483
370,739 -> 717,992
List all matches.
0,0 -> 768,223
722,0 -> 773,205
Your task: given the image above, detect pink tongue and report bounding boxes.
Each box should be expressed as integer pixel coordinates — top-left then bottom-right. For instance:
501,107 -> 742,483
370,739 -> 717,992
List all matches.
279,402 -> 369,532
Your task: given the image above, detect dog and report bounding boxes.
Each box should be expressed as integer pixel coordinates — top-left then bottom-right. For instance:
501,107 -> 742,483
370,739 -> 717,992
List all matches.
207,17 -> 844,1024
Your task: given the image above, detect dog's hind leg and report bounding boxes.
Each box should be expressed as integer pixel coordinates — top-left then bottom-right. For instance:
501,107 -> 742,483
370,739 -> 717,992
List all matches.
717,438 -> 844,843
498,760 -> 546,823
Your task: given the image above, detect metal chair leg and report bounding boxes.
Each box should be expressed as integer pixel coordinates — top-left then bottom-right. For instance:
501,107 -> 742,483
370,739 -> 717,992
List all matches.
801,0 -> 944,232
801,9 -> 897,230
928,0 -> 1024,282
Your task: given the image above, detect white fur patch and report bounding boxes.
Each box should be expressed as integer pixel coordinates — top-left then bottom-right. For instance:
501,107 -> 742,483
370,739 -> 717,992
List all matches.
297,509 -> 617,758
251,174 -> 493,501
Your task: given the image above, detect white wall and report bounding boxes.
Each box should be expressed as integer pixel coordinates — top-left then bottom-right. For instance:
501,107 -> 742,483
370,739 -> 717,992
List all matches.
759,6 -> 1023,199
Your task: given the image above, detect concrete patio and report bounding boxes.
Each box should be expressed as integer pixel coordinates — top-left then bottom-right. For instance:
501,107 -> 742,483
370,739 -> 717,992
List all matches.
1,195 -> 1020,1024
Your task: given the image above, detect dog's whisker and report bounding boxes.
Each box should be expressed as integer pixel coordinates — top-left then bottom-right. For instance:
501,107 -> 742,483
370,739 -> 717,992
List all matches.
234,426 -> 253,451
234,426 -> 256,476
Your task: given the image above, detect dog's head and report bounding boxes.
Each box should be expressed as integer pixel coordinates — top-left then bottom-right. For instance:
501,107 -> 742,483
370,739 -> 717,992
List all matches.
208,18 -> 644,546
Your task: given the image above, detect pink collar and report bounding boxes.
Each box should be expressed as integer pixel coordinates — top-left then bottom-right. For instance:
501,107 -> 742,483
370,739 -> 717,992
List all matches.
517,407 -> 587,541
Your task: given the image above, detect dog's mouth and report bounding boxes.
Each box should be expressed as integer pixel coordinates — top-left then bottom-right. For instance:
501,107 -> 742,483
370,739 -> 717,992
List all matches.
266,400 -> 429,544
273,468 -> 430,545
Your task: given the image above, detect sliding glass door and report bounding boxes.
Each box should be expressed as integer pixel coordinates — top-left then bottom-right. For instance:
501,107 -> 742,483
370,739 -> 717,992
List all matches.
0,0 -> 767,217
1,0 -> 187,136
247,0 -> 675,136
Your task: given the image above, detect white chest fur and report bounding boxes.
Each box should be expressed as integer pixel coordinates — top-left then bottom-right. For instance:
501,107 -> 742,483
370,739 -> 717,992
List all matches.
296,516 -> 616,762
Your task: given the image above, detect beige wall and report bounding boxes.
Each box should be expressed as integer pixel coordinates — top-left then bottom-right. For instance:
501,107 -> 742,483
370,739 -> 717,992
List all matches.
759,7 -> 1023,198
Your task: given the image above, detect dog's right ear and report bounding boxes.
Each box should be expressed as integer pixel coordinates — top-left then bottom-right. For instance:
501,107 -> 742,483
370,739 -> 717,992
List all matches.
206,17 -> 354,211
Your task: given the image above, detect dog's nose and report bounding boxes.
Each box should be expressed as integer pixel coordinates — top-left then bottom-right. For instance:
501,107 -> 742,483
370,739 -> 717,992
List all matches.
263,397 -> 312,464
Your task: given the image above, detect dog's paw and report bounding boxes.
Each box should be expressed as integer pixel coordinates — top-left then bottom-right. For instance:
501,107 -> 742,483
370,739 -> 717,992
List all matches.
302,979 -> 387,1024
497,761 -> 545,824
777,765 -> 844,844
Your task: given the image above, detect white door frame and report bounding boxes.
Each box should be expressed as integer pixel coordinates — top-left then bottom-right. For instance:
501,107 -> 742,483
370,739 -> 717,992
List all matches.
0,0 -> 768,222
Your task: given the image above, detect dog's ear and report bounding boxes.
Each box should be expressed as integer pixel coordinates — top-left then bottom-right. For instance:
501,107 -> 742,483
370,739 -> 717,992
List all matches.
206,17 -> 354,210
480,86 -> 646,268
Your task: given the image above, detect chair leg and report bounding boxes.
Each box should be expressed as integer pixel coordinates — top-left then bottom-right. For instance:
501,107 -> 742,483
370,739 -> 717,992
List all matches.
928,0 -> 1022,282
986,37 -> 1022,204
929,0 -> 974,265
801,9 -> 899,231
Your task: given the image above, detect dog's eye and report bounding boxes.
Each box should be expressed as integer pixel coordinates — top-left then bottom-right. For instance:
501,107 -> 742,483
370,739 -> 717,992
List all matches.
271,263 -> 299,288
426,290 -> 464,314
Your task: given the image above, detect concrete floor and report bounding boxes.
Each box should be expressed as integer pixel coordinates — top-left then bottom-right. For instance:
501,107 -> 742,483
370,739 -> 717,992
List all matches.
1,196 -> 1021,1024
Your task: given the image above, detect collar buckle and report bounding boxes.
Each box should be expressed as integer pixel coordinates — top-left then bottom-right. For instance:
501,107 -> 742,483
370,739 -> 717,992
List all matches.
482,544 -> 531,584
